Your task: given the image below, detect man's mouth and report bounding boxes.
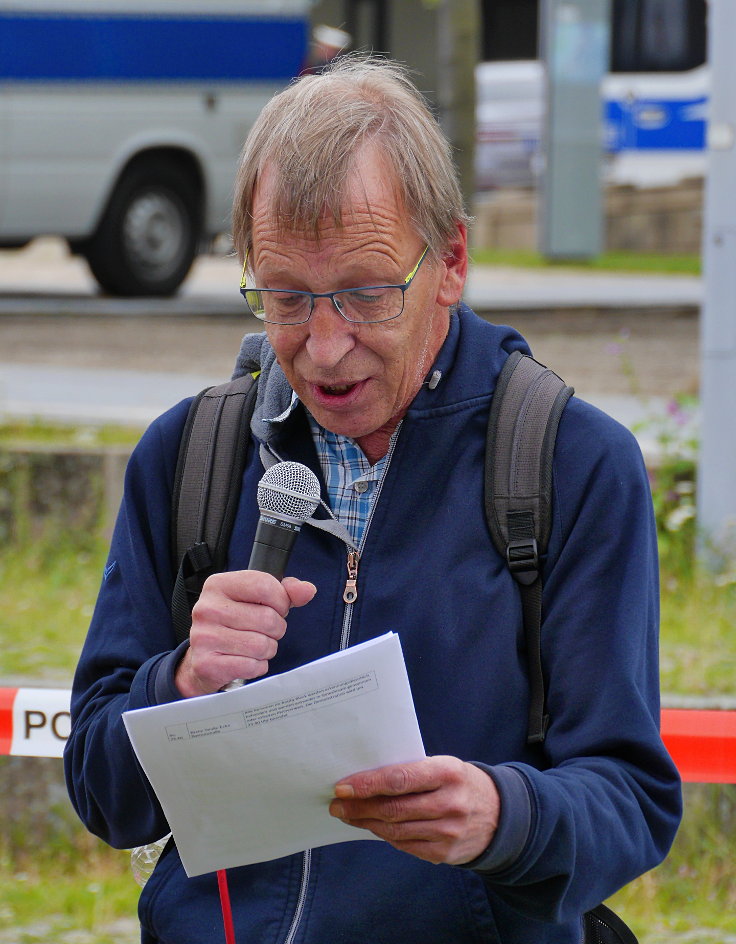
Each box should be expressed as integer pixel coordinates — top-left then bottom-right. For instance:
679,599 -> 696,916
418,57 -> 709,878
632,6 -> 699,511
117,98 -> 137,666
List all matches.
310,379 -> 369,408
320,383 -> 358,396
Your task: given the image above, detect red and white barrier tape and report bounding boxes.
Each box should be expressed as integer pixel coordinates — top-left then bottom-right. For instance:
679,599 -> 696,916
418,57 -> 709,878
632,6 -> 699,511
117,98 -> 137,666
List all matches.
0,687 -> 71,758
1,688 -> 735,783
660,708 -> 736,785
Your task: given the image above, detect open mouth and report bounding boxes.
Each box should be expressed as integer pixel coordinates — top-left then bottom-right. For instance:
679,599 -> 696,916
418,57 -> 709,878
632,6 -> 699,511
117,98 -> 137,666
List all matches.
320,383 -> 358,397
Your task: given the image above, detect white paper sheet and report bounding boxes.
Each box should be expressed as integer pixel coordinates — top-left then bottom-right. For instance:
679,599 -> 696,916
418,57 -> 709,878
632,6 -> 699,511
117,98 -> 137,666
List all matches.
123,632 -> 425,876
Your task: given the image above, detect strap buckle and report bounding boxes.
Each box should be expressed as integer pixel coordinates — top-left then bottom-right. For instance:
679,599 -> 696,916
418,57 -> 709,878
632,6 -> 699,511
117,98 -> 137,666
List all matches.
506,537 -> 539,586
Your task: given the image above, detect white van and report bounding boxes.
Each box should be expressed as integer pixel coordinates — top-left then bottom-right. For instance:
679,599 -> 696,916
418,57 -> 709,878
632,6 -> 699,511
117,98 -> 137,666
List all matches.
0,0 -> 310,295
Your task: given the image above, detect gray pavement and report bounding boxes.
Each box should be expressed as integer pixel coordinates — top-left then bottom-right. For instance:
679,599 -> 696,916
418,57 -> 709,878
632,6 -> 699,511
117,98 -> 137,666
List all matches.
0,238 -> 702,455
0,361 -> 675,459
0,362 -> 219,427
464,263 -> 701,313
0,236 -> 702,315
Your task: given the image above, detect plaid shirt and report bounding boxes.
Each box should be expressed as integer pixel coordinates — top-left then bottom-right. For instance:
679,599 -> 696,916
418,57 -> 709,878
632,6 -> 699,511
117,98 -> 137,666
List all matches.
267,395 -> 396,548
307,413 -> 394,548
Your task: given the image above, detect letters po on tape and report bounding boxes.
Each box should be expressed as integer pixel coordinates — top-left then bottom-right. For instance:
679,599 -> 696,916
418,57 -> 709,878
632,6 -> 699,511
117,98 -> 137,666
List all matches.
0,688 -> 71,758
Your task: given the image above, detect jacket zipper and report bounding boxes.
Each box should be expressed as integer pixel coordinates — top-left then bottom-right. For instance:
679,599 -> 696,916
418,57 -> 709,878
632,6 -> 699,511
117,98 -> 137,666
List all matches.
343,550 -> 359,604
283,849 -> 311,944
284,422 -> 402,944
338,421 -> 402,651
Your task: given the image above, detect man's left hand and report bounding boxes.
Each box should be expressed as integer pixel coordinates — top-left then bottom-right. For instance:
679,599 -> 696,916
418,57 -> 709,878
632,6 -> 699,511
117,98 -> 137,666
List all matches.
329,756 -> 500,865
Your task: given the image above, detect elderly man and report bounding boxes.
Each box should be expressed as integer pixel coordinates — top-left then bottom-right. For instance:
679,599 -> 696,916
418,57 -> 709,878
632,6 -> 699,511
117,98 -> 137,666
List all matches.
65,57 -> 681,944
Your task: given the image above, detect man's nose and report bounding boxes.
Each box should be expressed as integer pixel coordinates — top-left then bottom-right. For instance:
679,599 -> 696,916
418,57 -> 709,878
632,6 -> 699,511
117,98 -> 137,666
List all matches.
304,297 -> 356,367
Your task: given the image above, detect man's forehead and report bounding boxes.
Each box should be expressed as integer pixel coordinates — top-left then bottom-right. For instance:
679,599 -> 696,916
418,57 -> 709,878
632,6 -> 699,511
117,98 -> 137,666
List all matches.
251,200 -> 415,270
253,209 -> 403,250
251,149 -> 406,241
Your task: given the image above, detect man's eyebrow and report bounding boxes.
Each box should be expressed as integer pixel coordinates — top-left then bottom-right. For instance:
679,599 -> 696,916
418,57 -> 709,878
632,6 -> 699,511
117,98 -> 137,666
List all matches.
259,263 -> 403,290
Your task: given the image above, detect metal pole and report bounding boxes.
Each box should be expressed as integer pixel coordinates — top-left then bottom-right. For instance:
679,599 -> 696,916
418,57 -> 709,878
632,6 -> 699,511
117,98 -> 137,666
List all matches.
435,0 -> 481,215
539,0 -> 611,260
698,0 -> 736,561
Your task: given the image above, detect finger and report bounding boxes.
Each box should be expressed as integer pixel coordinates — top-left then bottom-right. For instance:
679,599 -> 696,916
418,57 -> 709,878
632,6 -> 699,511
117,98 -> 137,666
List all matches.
282,577 -> 317,609
335,814 -> 446,844
175,641 -> 270,698
192,595 -> 288,640
205,570 -> 294,617
210,627 -> 280,662
333,815 -> 465,866
335,757 -> 457,800
330,790 -> 443,825
187,626 -> 279,678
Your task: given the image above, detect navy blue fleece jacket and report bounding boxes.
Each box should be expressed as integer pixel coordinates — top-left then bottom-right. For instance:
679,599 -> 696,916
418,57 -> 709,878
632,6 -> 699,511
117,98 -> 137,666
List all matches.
64,305 -> 681,944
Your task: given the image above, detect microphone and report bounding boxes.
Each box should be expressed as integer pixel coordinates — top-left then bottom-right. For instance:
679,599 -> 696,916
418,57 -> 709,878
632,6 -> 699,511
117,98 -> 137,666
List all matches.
248,461 -> 321,578
223,461 -> 321,693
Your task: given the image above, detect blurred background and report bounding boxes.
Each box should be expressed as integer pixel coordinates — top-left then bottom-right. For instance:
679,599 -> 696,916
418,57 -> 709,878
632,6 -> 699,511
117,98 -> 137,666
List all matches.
0,1 -> 734,942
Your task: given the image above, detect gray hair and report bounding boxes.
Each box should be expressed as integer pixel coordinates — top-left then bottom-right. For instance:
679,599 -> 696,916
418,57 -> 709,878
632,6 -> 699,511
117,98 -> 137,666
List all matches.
232,55 -> 469,262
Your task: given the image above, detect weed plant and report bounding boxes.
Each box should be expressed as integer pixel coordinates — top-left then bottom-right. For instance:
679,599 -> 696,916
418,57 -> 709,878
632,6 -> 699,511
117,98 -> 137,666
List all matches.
639,395 -> 736,696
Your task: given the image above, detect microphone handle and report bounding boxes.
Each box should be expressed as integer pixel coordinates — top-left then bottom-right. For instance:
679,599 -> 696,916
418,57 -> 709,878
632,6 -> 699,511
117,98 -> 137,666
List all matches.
223,515 -> 302,693
248,515 -> 302,579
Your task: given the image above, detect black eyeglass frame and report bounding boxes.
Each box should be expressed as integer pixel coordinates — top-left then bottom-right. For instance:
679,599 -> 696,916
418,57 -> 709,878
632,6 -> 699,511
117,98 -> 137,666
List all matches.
239,245 -> 430,325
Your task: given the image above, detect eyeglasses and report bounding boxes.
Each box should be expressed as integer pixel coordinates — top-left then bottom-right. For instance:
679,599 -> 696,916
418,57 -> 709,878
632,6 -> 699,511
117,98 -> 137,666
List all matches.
240,246 -> 429,326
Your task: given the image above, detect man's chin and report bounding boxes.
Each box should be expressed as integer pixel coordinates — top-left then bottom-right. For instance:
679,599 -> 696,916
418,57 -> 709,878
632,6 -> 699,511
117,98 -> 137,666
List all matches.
308,411 -> 371,441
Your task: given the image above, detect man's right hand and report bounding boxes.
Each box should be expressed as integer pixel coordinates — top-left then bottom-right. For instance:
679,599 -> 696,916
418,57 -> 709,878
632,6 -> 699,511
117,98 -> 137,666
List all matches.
174,571 -> 317,698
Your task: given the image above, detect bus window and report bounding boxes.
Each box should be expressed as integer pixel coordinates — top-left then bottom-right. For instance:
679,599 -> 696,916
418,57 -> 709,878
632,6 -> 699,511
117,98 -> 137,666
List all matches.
482,0 -> 706,74
481,0 -> 538,61
611,0 -> 707,72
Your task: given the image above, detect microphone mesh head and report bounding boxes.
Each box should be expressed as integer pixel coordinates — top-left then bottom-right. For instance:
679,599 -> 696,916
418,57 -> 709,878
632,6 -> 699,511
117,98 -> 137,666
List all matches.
257,461 -> 321,523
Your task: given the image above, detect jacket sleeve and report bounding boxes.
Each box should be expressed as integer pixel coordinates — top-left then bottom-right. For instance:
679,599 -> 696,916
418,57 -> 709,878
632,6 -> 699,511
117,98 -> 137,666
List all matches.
474,398 -> 682,921
63,399 -> 192,850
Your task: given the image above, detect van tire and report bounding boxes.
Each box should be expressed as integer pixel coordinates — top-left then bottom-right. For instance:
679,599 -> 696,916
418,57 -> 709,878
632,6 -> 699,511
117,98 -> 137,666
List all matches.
82,160 -> 201,297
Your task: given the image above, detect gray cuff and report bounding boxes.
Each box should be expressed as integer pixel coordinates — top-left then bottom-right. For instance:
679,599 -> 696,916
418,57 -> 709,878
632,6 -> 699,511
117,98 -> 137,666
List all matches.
460,764 -> 532,873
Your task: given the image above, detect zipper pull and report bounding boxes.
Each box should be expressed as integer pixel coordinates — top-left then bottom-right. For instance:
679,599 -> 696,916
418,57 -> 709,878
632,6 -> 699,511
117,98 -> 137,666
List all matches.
343,550 -> 359,604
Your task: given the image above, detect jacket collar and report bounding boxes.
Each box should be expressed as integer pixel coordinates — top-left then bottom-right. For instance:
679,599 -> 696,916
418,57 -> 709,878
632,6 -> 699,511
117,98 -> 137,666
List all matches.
229,303 -> 527,443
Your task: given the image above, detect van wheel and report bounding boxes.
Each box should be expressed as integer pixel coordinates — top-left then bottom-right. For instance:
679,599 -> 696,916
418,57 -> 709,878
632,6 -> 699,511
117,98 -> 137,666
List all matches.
83,161 -> 201,297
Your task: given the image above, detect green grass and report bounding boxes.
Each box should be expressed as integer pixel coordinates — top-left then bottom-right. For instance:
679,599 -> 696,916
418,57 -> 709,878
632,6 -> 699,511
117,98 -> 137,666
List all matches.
609,783 -> 736,942
0,533 -> 107,682
0,421 -> 734,941
0,420 -> 141,449
0,832 -> 138,942
660,573 -> 736,696
3,530 -> 732,696
470,246 -> 702,275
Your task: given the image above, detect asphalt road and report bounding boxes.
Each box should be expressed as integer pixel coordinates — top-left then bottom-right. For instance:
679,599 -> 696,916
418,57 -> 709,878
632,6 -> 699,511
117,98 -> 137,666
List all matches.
0,238 -> 701,435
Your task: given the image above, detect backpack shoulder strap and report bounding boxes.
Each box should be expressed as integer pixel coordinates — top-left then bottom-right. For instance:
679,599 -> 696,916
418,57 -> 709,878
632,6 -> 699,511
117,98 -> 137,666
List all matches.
484,350 -> 574,744
584,903 -> 639,944
170,373 -> 259,645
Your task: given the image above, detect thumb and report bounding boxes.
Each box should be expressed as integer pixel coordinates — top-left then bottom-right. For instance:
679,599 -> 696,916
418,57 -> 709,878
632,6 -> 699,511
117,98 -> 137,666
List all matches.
282,576 -> 317,609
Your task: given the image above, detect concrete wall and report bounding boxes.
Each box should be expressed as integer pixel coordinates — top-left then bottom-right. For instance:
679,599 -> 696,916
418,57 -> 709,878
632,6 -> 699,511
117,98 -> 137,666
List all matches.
472,178 -> 705,256
0,444 -> 130,542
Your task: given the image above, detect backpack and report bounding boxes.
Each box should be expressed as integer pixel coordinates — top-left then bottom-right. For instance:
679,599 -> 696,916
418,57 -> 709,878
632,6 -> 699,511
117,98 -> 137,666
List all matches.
169,350 -> 637,944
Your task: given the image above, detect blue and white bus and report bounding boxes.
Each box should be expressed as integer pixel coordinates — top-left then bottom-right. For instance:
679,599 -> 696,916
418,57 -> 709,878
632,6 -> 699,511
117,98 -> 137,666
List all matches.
475,0 -> 708,191
0,1 -> 311,295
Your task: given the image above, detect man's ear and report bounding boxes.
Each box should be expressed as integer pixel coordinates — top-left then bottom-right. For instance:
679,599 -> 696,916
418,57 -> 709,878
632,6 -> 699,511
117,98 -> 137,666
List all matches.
435,223 -> 468,307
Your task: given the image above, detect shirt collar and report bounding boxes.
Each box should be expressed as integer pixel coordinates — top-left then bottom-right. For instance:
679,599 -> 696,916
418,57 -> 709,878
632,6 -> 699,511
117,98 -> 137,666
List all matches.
264,390 -> 301,426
